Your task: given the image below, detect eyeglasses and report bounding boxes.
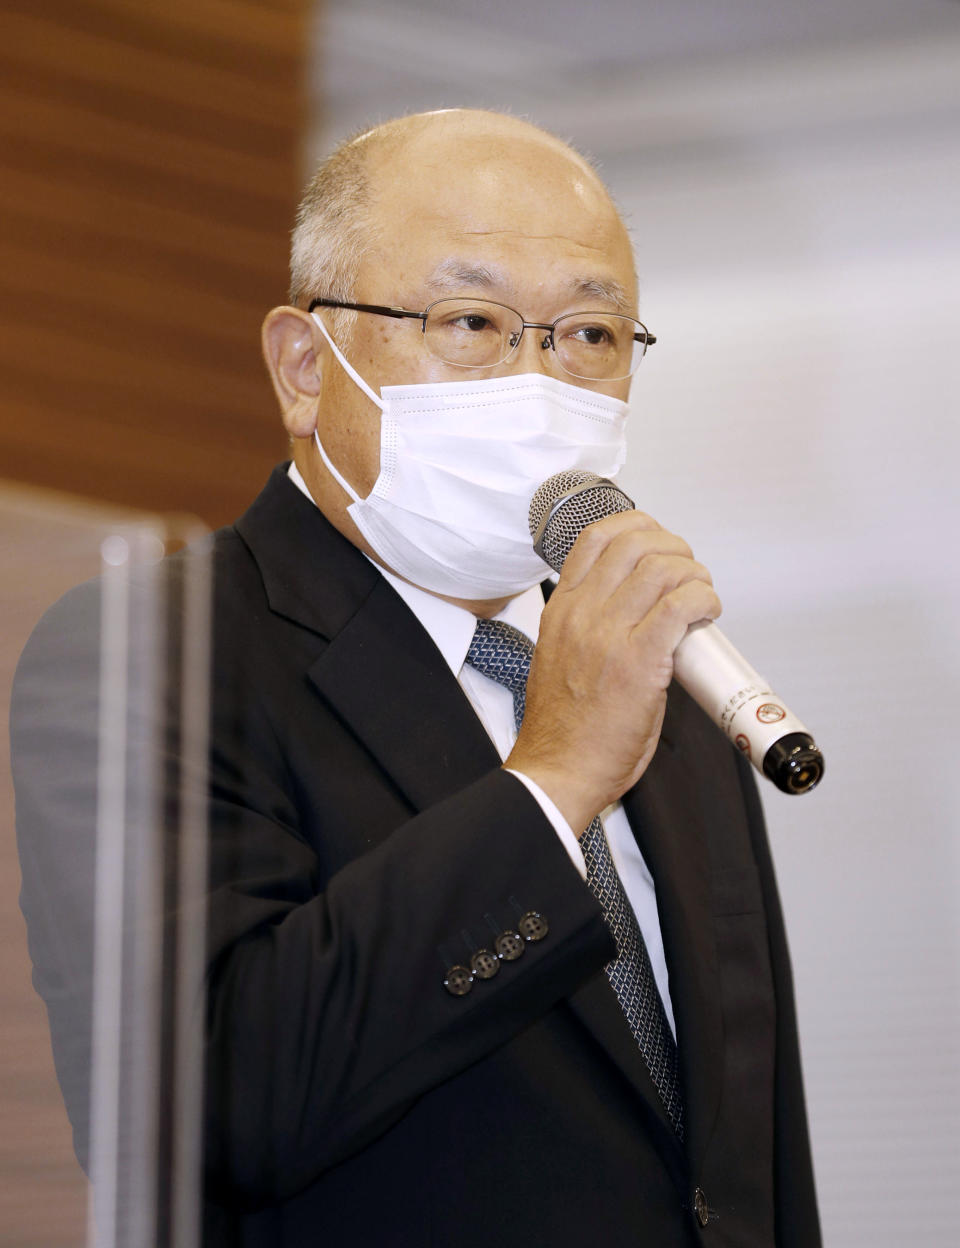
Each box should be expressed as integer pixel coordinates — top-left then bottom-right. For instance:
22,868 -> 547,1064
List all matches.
308,297 -> 656,381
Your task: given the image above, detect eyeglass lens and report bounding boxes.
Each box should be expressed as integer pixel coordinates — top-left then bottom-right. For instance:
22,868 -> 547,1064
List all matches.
422,299 -> 646,380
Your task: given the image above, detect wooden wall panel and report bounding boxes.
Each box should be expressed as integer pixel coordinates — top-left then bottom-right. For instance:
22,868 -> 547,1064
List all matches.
0,0 -> 310,526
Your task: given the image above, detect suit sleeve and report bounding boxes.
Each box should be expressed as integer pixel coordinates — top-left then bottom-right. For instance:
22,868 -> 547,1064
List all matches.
11,577 -> 614,1207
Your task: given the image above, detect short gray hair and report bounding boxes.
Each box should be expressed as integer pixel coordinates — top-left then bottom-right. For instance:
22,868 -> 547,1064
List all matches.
289,127 -> 384,337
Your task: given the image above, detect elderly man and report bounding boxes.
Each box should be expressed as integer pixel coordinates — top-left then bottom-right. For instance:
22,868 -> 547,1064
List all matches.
14,109 -> 819,1246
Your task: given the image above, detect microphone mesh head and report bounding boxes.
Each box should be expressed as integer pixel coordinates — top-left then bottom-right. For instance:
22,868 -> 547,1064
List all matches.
528,470 -> 634,572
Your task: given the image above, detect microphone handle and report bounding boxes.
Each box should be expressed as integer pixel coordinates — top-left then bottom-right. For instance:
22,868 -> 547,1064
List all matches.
673,621 -> 823,795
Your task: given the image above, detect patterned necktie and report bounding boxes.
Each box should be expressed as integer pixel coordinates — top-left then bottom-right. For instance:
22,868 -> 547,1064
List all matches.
465,616 -> 684,1138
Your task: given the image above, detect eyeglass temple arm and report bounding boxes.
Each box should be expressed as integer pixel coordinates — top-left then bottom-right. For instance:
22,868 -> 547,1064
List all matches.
308,297 -> 426,323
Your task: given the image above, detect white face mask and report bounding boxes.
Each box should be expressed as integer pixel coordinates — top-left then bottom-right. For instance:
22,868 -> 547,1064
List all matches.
311,312 -> 629,600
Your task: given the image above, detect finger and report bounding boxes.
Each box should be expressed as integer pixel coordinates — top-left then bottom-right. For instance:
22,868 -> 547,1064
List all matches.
556,510 -> 663,590
603,553 -> 716,629
593,541 -> 706,603
628,578 -> 723,664
561,527 -> 698,610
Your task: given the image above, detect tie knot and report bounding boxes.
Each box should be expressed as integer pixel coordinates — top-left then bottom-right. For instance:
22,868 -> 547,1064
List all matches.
465,618 -> 534,731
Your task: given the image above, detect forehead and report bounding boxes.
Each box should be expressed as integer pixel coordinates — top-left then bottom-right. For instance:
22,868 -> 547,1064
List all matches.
361,129 -> 636,309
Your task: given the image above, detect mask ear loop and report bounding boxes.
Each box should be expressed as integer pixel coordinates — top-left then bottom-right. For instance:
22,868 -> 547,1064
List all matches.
309,312 -> 386,504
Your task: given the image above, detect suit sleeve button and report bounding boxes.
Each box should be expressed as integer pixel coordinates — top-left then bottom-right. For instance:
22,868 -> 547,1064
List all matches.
693,1187 -> 710,1228
518,910 -> 549,941
443,965 -> 474,996
469,948 -> 500,980
494,930 -> 525,962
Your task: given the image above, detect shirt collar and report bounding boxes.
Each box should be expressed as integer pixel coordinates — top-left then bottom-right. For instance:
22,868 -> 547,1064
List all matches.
287,461 -> 545,676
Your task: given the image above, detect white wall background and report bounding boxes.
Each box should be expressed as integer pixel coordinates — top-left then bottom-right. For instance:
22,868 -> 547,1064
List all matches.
313,4 -> 960,1240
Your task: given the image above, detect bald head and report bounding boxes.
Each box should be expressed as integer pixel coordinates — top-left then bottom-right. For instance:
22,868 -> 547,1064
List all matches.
289,109 -> 633,317
359,108 -> 605,194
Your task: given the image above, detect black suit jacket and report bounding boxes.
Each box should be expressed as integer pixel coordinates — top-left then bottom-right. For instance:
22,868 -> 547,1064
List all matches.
13,465 -> 820,1247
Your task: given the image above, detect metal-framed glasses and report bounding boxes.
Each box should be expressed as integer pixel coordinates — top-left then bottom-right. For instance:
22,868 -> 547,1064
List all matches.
308,297 -> 656,382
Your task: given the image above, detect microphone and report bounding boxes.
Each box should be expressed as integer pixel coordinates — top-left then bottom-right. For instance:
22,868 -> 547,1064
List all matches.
529,470 -> 824,795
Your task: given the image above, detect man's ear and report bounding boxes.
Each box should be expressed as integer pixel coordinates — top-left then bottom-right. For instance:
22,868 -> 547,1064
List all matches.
261,306 -> 326,438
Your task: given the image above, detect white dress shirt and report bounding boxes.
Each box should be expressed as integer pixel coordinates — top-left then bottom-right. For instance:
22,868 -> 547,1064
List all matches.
287,462 -> 676,1035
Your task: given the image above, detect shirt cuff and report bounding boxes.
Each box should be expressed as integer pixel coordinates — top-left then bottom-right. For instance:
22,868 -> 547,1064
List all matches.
504,768 -> 587,880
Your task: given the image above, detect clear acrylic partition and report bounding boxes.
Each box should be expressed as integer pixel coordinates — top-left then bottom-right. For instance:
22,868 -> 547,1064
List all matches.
2,483 -> 211,1248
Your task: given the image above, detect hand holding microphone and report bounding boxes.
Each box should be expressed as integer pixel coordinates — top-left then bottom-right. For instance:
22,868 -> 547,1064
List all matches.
504,495 -> 729,835
527,470 -> 823,797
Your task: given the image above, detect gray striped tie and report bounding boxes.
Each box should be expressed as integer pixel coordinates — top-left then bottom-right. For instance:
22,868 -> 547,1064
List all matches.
465,616 -> 684,1138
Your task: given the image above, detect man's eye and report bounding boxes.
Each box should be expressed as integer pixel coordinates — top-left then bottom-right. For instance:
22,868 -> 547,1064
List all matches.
458,314 -> 493,332
574,324 -> 612,346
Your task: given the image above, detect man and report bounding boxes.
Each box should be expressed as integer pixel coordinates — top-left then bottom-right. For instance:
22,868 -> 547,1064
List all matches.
14,109 -> 820,1245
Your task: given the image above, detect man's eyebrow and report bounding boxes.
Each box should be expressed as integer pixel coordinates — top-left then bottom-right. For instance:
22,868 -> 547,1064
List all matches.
425,260 -> 502,292
566,276 -> 630,312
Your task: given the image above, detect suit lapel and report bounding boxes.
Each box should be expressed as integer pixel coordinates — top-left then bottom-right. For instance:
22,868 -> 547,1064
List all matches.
621,691 -> 724,1177
563,695 -> 723,1181
307,577 -> 502,811
235,465 -> 503,812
